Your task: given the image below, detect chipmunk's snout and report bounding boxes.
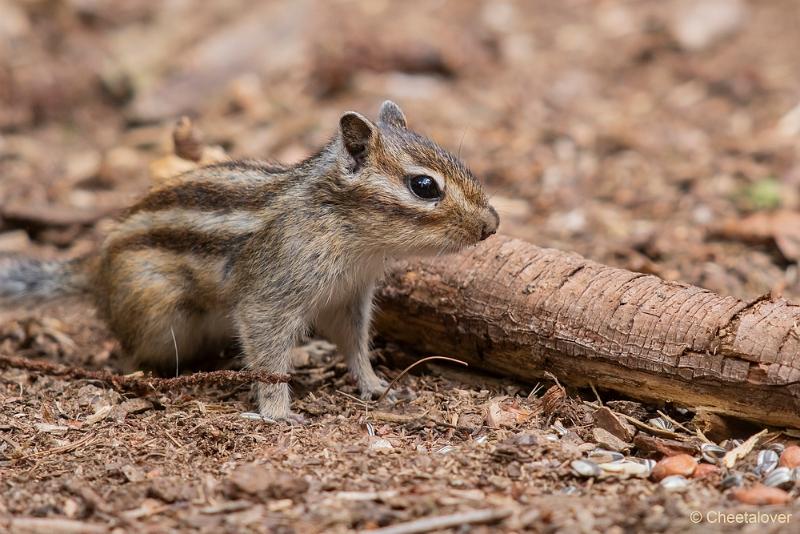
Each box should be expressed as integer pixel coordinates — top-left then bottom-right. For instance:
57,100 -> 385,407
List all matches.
479,206 -> 499,241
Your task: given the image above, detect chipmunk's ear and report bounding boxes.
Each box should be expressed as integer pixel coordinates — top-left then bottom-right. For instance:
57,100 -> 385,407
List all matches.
378,100 -> 407,129
340,112 -> 376,166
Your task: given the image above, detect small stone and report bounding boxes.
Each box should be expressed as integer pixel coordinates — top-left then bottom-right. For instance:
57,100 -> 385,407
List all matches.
779,445 -> 800,469
121,464 -> 145,483
670,0 -> 745,52
731,484 -> 791,506
369,436 -> 394,452
592,427 -> 630,452
62,497 -> 81,519
692,463 -> 720,479
651,454 -> 697,481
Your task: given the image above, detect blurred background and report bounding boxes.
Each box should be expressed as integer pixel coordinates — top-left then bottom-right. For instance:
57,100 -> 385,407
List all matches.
2,0 -> 800,300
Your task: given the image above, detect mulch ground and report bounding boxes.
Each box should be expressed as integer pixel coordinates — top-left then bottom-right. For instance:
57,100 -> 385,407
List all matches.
2,1 -> 800,532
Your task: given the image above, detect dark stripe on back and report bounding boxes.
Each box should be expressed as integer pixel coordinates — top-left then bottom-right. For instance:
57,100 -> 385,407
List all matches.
205,160 -> 287,174
129,181 -> 280,214
106,228 -> 253,258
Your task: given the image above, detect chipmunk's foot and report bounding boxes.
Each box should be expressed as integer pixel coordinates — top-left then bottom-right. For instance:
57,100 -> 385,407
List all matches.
359,376 -> 396,403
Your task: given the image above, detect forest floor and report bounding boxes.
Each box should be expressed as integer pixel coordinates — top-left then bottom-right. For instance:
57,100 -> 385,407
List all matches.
1,0 -> 800,532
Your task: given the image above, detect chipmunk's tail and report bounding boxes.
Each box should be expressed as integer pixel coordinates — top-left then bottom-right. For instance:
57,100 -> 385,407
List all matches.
0,255 -> 92,305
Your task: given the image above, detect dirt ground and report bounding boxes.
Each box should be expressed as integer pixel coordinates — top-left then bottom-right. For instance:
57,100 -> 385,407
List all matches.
2,0 -> 800,532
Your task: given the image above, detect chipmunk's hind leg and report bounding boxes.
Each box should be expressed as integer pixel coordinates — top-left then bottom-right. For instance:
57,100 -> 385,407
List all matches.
102,251 -> 232,375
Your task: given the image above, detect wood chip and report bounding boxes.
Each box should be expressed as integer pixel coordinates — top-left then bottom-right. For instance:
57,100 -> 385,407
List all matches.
8,517 -> 108,534
722,429 -> 767,469
633,434 -> 698,457
359,508 -> 512,534
112,398 -> 153,420
593,406 -> 635,442
592,427 -> 631,452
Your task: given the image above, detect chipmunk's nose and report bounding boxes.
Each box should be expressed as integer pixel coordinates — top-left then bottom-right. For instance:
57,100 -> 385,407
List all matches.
479,206 -> 499,241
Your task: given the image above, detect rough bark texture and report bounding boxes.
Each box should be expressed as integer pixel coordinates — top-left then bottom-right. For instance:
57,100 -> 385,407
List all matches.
375,236 -> 800,429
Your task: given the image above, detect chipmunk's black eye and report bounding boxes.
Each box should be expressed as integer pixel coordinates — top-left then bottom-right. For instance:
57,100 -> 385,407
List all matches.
407,175 -> 441,200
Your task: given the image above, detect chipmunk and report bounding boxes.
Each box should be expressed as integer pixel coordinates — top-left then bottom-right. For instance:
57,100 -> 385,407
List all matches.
0,101 -> 499,421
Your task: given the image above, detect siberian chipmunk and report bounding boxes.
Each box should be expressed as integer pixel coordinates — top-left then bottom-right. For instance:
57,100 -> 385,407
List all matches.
0,101 -> 499,421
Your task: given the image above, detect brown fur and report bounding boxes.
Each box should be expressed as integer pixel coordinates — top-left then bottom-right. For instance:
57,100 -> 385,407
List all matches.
3,101 -> 499,422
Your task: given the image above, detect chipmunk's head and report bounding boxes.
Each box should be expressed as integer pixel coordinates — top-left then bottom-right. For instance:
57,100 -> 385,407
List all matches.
333,100 -> 498,256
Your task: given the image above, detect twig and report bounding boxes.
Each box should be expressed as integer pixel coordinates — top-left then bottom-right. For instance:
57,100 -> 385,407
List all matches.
377,355 -> 467,403
360,508 -> 512,534
370,411 -> 425,424
543,371 -> 564,391
336,389 -> 370,407
0,354 -> 289,396
15,434 -> 97,462
582,401 -> 689,441
589,382 -> 603,406
655,409 -> 710,443
170,326 -> 179,378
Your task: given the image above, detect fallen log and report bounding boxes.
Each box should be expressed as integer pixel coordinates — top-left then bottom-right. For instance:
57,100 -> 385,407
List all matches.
375,236 -> 800,429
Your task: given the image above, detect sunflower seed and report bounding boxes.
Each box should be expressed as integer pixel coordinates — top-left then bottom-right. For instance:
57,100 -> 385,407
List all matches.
587,449 -> 624,463
648,417 -> 673,431
660,475 -> 689,490
766,442 -> 785,454
571,459 -> 601,478
701,443 -> 727,464
720,473 -> 744,489
755,449 -> 779,476
764,467 -> 795,489
599,460 -> 651,477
